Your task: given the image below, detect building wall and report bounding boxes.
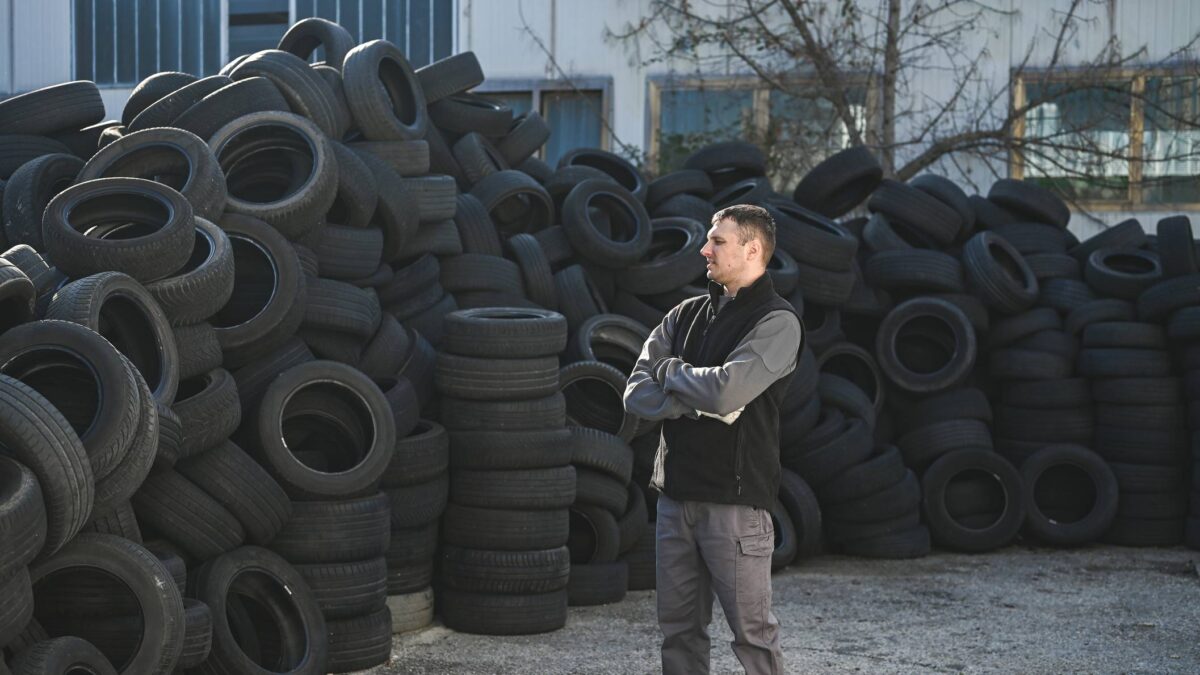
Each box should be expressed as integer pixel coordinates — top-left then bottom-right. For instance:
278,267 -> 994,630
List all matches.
4,0 -> 1197,235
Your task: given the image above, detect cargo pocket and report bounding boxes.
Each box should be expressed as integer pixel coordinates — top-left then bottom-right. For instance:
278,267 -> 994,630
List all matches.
738,532 -> 773,558
735,532 -> 773,620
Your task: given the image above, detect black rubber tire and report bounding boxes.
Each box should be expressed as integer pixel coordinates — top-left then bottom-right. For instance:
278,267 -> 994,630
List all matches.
415,51 -> 484,104
824,470 -> 921,524
381,419 -> 448,488
450,466 -> 576,511
383,474 -> 449,529
1024,253 -> 1082,281
494,111 -> 550,166
211,214 -> 307,368
1084,247 -> 1162,300
792,146 -> 882,218
987,178 -> 1070,228
454,193 -> 503,257
269,492 -> 391,564
817,444 -> 906,505
340,39 -> 428,141
209,111 -> 338,241
560,360 -> 638,442
128,75 -> 232,133
29,533 -> 185,673
1064,298 -> 1136,335
1081,321 -> 1166,350
553,264 -> 609,335
0,455 -> 46,579
567,560 -> 629,607
868,179 -> 961,245
988,348 -> 1072,380
646,169 -> 712,210
439,545 -> 570,595
506,232 -> 559,310
777,468 -> 823,559
442,307 -> 568,358
442,503 -> 569,551
1155,215 -> 1197,278
469,170 -> 555,236
561,179 -> 652,269
448,427 -> 573,470
429,93 -> 512,137
42,177 -> 195,283
0,81 -> 104,136
229,49 -> 342,138
0,136 -> 74,180
1068,218 -> 1147,263
874,297 -> 976,394
921,450 -> 1024,552
896,388 -> 993,434
140,218 -> 235,326
439,588 -> 567,636
1136,273 -> 1200,322
962,231 -> 1039,313
2,153 -> 84,250
122,72 -> 197,126
176,439 -> 291,546
1077,347 -> 1172,378
131,469 -> 245,560
190,545 -> 328,675
865,249 -> 964,294
172,76 -> 292,145
897,418 -> 993,468
252,360 -> 395,499
277,16 -> 355,67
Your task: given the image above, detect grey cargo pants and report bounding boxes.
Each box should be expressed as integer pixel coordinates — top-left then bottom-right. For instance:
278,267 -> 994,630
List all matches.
656,493 -> 785,674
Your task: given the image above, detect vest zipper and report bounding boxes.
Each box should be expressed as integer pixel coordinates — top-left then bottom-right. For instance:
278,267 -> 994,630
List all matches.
734,424 -> 744,496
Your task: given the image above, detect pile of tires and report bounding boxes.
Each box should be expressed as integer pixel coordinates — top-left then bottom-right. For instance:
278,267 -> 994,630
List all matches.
435,308 -> 574,635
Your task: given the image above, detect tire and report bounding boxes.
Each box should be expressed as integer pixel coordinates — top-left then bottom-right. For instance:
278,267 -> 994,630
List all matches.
448,427 -> 573,470
177,439 -> 291,545
1155,215 -> 1196,278
617,217 -> 707,295
229,49 -> 342,138
921,450 -> 1023,552
988,348 -> 1072,380
29,533 -> 185,674
682,141 -> 767,187
307,225 -> 385,282
2,153 -> 84,250
777,468 -> 823,559
277,16 -> 355,68
0,319 -> 141,482
131,470 -> 244,560
1064,298 -> 1135,335
9,637 -> 118,675
568,560 -> 629,606
817,444 -> 907,506
790,417 -> 873,488
646,169 -> 712,210
128,75 -> 232,133
453,132 -> 509,187
415,51 -> 484,104
875,297 -> 976,393
0,81 -> 104,136
1077,348 -> 1172,378
561,179 -> 652,269
0,136 -> 74,180
439,588 -> 567,636
1136,273 -> 1200,322
1081,321 -> 1166,349
962,231 -> 1039,313
342,39 -> 428,141
469,170 -> 555,236
0,455 -> 46,578
867,179 -> 961,245
506,232 -> 559,310
387,587 -> 435,634
45,271 -> 180,405
897,418 -> 993,468
568,426 -> 634,484
325,607 -> 392,673
816,372 -> 877,427
442,307 -> 568,358
442,503 -> 569,551
439,545 -> 571,595
252,360 -> 395,499
1024,253 -> 1081,281
792,146 -> 882,217
382,419 -> 448,487
89,357 -> 157,517
561,360 -> 639,442
383,474 -> 449,528
430,93 -> 511,137
209,111 -> 337,240
987,178 -> 1070,228
42,177 -> 194,283
190,546 -> 328,675
0,374 -> 93,559
122,72 -> 197,126
865,249 -> 964,293
839,525 -> 931,559
293,557 -> 387,621
302,278 -> 382,339
994,404 -> 1093,443
450,466 -> 575,510
77,125 -> 228,221
144,217 -> 235,326
351,148 -> 419,263
896,388 -> 993,434
454,193 -> 503,257
1084,248 -> 1162,300
324,143 -> 379,230
1068,218 -> 1147,263
440,253 -> 524,296
768,200 -> 859,272
269,492 -> 391,563
172,76 -> 292,144
211,214 -> 307,368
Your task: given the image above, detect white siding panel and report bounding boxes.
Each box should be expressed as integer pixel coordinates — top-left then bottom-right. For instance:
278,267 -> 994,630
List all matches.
13,0 -> 71,91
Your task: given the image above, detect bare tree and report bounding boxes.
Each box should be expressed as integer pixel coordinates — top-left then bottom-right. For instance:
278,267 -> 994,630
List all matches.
604,0 -> 1200,204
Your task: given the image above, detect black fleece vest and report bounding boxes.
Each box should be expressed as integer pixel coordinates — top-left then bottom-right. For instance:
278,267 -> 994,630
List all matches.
659,273 -> 800,509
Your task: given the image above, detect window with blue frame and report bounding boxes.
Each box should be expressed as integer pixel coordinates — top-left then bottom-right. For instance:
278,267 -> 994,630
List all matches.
294,0 -> 454,68
478,84 -> 609,166
74,0 -> 223,85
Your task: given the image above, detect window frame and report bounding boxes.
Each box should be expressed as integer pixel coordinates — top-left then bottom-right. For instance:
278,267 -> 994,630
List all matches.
1011,65 -> 1200,211
645,73 -> 877,178
474,76 -> 614,159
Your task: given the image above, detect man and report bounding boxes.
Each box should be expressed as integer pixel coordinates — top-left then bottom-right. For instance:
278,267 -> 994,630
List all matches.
623,204 -> 803,675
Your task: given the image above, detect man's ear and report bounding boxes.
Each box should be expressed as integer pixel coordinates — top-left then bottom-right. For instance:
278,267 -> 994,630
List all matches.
746,237 -> 762,264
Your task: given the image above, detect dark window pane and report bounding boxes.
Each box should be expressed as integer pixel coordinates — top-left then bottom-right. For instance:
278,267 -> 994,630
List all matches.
658,87 -> 753,174
158,0 -> 180,73
1024,80 -> 1131,201
315,0 -> 339,21
229,24 -> 288,60
116,0 -> 136,83
1143,76 -> 1200,204
489,92 -> 532,118
339,0 -> 361,43
203,0 -> 222,76
181,0 -> 202,76
74,0 -> 94,81
409,0 -> 431,67
136,0 -> 158,79
387,0 -> 408,52
229,0 -> 290,61
362,0 -> 385,43
93,0 -> 116,84
543,90 -> 603,167
433,0 -> 453,60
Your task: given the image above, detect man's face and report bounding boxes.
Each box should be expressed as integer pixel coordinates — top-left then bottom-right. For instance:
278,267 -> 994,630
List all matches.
700,218 -> 752,286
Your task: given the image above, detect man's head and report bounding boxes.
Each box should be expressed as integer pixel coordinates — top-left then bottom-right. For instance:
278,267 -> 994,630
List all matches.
701,204 -> 776,292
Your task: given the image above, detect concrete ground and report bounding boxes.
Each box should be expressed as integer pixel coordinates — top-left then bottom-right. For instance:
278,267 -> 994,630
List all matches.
367,545 -> 1200,674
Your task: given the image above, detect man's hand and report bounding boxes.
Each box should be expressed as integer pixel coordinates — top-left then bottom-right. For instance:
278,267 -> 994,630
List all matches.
696,407 -> 744,425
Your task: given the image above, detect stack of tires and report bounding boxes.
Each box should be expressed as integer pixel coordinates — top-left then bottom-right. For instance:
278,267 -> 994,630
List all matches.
564,426 -> 638,606
380,417 -> 448,635
435,307 -> 574,635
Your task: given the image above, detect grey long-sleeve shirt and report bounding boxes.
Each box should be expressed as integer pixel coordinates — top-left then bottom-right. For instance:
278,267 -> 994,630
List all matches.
623,294 -> 803,421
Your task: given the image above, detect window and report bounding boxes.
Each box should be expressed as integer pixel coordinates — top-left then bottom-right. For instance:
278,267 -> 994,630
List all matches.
1014,69 -> 1200,207
229,0 -> 290,60
74,0 -> 455,86
648,76 -> 868,185
294,0 -> 454,68
74,0 -> 222,85
476,80 -> 611,167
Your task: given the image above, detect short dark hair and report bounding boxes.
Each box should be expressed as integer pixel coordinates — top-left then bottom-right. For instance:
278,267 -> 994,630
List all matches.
712,204 -> 776,261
